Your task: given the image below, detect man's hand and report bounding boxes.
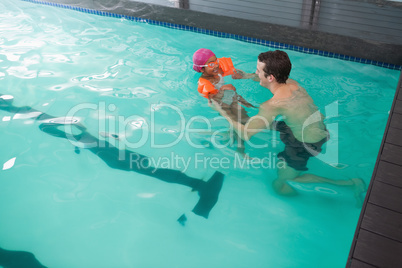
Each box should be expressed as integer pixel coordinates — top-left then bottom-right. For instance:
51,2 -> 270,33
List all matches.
231,71 -> 243,79
234,69 -> 260,81
210,99 -> 227,116
220,84 -> 236,91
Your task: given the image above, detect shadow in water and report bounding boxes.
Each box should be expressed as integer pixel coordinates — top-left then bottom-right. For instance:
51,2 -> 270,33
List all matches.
0,247 -> 47,268
0,95 -> 224,221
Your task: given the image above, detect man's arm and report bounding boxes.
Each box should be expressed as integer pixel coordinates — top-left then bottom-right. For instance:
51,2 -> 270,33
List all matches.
212,100 -> 278,141
233,69 -> 260,81
237,94 -> 256,108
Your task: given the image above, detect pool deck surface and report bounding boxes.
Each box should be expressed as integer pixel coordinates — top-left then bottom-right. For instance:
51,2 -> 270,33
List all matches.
347,72 -> 402,267
23,0 -> 402,267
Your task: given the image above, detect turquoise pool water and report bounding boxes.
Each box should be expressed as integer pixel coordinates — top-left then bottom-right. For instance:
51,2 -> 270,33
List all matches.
0,1 -> 400,267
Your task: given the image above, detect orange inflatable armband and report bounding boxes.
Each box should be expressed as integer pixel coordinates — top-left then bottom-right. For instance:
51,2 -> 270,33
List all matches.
218,57 -> 236,76
198,78 -> 218,98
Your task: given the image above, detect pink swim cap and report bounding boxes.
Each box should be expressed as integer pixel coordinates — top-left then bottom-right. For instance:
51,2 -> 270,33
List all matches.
192,48 -> 215,72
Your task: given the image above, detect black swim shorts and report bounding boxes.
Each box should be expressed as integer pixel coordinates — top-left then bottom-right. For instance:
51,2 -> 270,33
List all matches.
274,121 -> 329,171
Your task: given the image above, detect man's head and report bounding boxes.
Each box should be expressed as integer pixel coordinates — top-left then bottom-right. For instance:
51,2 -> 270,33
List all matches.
257,50 -> 291,85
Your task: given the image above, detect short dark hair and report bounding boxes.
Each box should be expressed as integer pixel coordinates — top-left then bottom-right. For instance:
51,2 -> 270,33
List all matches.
257,50 -> 291,83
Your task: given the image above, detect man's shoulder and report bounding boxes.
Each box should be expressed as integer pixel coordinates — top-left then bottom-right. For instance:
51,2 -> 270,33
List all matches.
262,97 -> 287,108
257,100 -> 280,117
259,99 -> 272,108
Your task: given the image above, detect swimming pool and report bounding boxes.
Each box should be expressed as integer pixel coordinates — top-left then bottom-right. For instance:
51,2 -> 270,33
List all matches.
0,1 -> 400,267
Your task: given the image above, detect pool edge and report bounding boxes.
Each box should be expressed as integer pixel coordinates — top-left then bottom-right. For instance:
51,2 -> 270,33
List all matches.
346,70 -> 402,267
21,0 -> 402,70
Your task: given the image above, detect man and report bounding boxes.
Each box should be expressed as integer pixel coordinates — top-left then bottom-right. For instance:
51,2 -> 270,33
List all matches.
213,50 -> 365,204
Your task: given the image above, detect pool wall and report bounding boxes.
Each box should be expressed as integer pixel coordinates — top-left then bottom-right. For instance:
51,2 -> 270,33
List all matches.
23,0 -> 402,70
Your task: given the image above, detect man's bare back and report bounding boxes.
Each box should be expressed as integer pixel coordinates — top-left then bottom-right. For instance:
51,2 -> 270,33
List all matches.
260,79 -> 328,143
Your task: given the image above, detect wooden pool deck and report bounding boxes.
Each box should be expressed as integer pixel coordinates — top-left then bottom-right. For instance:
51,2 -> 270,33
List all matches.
347,73 -> 402,267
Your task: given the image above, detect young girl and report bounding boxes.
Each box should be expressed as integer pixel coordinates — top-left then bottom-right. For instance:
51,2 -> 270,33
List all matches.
192,48 -> 257,156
